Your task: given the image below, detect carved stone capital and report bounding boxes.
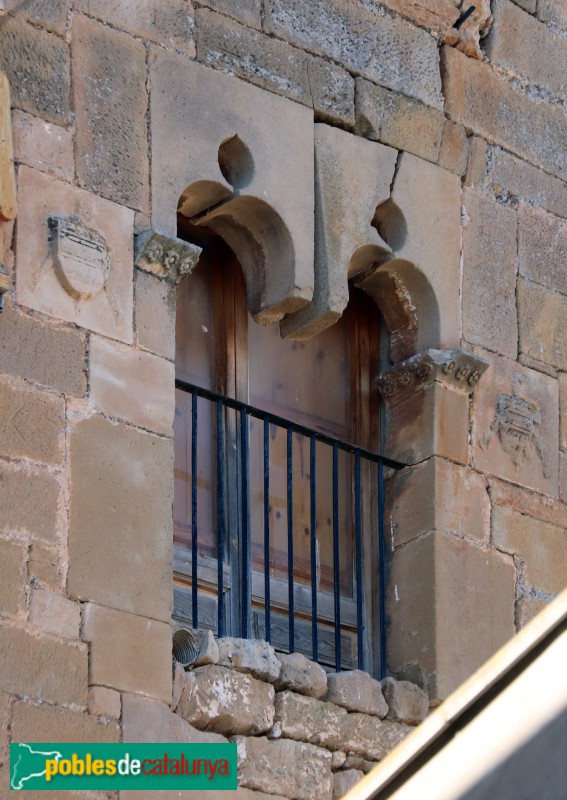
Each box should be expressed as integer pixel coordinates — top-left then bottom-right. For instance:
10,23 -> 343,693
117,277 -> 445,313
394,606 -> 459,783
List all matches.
135,231 -> 202,284
377,349 -> 490,404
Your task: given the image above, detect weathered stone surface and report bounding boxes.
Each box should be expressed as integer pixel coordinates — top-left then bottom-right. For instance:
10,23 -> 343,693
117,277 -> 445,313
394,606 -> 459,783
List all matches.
275,652 -> 327,699
68,416 -> 173,622
325,670 -> 388,717
560,452 -> 567,504
171,660 -> 186,711
515,596 -> 548,631
0,623 -> 87,705
513,0 -> 536,12
199,0 -> 262,28
0,16 -> 70,124
217,637 -> 280,682
337,714 -> 412,761
29,589 -> 80,638
12,109 -> 74,181
0,538 -> 27,616
387,458 -> 490,548
380,0 -> 459,35
381,677 -> 429,725
537,0 -> 567,29
74,0 -> 196,54
0,303 -> 86,395
177,665 -> 275,736
438,121 -> 468,175
0,377 -> 64,465
492,506 -> 567,595
2,0 -> 69,33
11,700 -> 119,742
264,0 -> 443,109
517,279 -> 567,371
123,693 -> 228,743
462,189 -> 518,358
355,79 -> 444,163
518,204 -> 567,296
192,628 -> 220,667
135,271 -> 176,360
0,462 -> 60,542
487,0 -> 567,98
0,692 -> 11,799
28,542 -> 61,589
442,46 -> 567,181
87,686 -> 121,719
388,531 -> 516,701
122,790 -> 289,800
342,756 -> 377,773
16,167 -> 134,343
150,50 -> 314,323
333,770 -> 364,798
466,139 -> 567,220
561,374 -> 567,452
283,124 -> 396,339
234,736 -> 333,800
274,691 -> 347,749
331,751 -> 347,770
488,477 -> 567,530
195,8 -> 354,126
472,356 -> 559,495
82,603 -> 172,703
72,15 -> 149,212
90,336 -> 175,435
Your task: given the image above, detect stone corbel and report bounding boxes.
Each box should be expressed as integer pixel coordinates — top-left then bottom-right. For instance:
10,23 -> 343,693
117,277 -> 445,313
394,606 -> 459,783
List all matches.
135,231 -> 202,284
0,71 -> 17,309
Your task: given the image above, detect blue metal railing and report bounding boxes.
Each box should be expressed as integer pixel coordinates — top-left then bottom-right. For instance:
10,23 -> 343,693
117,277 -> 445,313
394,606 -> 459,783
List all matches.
175,377 -> 406,674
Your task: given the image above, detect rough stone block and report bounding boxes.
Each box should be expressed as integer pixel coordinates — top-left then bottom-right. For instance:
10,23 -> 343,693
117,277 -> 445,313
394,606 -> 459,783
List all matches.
275,652 -> 327,699
87,686 -> 121,719
234,736 -> 332,800
11,700 -> 119,742
135,271 -> 176,360
342,756 -> 377,773
177,665 -> 274,736
28,542 -> 62,589
12,109 -> 74,181
537,0 -> 567,29
560,452 -> 567,504
68,416 -> 173,622
331,751 -> 347,770
381,677 -> 429,725
355,79 -> 445,163
388,531 -> 516,701
29,589 -> 80,639
472,356 -> 559,496
442,46 -> 567,181
486,0 -> 567,98
0,623 -> 87,705
488,476 -> 567,530
74,0 -> 196,55
264,0 -> 443,109
518,204 -> 567,296
171,660 -> 186,710
325,670 -> 388,717
150,50 -> 314,323
192,628 -> 220,667
517,279 -> 567,371
72,15 -> 149,212
16,167 -> 134,343
515,595 -> 547,630
337,714 -> 412,761
0,462 -> 60,542
123,693 -> 228,743
195,8 -> 354,126
0,538 -> 27,616
198,0 -> 261,28
561,374 -> 567,452
0,303 -> 86,396
2,0 -> 69,34
90,336 -> 175,435
217,637 -> 281,682
438,121 -> 468,175
0,377 -> 64,465
492,506 -> 567,595
380,0 -> 460,33
462,189 -> 518,358
82,603 -> 172,703
333,770 -> 364,798
274,691 -> 346,749
0,15 -> 70,124
513,0 -> 536,12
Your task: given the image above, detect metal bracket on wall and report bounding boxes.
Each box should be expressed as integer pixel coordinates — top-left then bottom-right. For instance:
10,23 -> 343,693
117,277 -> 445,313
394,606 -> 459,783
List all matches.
0,71 -> 17,311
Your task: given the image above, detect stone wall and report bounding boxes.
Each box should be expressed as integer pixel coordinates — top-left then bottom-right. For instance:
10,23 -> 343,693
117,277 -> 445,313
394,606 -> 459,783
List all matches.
0,0 -> 566,797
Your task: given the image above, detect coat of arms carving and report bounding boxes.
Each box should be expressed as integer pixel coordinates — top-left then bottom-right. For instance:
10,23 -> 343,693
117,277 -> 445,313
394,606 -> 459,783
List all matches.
49,216 -> 109,300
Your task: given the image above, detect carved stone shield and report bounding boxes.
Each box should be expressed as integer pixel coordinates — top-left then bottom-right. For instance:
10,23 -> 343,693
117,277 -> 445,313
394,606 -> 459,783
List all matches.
49,216 -> 108,300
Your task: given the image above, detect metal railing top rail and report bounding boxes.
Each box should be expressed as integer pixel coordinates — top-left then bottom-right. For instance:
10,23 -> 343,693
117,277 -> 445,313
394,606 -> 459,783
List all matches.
175,377 -> 407,471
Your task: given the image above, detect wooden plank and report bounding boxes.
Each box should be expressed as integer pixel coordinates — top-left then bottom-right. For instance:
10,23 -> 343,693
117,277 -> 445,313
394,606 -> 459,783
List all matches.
0,72 -> 16,222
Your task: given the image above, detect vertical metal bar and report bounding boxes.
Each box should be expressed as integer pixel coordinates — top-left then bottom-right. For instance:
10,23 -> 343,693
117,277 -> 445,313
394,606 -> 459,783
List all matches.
310,434 -> 318,663
191,390 -> 198,628
287,426 -> 294,652
216,399 -> 225,638
333,442 -> 341,672
378,462 -> 387,679
263,419 -> 271,643
240,408 -> 251,639
355,451 -> 364,670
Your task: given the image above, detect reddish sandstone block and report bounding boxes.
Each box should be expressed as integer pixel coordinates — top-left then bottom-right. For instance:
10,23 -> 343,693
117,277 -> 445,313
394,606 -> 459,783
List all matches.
2,0 -> 69,34
29,589 -> 80,639
517,279 -> 567,371
135,271 -> 176,360
11,700 -> 119,742
438,121 -> 468,175
0,377 -> 65,466
87,686 -> 121,720
12,110 -> 74,181
0,538 -> 27,617
518,204 -> 567,296
0,462 -> 61,542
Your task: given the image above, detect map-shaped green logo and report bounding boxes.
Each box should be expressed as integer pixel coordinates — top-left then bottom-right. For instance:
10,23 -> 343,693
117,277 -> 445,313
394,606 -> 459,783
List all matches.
10,743 -> 63,790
